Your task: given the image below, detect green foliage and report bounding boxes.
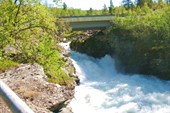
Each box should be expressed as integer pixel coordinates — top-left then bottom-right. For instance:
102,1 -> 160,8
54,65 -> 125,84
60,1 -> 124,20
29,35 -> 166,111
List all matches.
110,7 -> 170,79
63,2 -> 67,10
87,8 -> 93,16
47,65 -> 73,85
136,0 -> 152,7
0,0 -> 73,85
109,0 -> 114,14
122,0 -> 133,9
40,0 -> 170,17
35,36 -> 73,85
0,59 -> 18,72
70,6 -> 170,80
166,0 -> 170,4
102,4 -> 108,15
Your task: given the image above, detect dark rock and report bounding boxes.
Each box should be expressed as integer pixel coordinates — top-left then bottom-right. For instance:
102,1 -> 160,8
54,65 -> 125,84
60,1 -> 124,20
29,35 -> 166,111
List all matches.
70,32 -> 115,58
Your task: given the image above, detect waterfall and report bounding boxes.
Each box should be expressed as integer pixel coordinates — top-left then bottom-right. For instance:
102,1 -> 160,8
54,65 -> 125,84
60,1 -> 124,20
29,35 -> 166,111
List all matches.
61,42 -> 170,113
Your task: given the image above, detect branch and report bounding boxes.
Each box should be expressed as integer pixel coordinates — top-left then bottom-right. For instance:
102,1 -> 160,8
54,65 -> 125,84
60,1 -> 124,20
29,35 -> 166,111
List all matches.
11,25 -> 55,37
14,0 -> 18,4
14,0 -> 22,25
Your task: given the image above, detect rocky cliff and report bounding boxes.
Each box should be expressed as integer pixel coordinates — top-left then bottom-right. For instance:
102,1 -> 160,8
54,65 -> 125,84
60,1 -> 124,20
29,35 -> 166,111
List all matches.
0,44 -> 79,113
0,64 -> 75,113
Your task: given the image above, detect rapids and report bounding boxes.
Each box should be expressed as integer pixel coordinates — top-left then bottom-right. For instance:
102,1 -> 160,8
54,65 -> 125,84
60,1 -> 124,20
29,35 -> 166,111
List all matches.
61,42 -> 170,113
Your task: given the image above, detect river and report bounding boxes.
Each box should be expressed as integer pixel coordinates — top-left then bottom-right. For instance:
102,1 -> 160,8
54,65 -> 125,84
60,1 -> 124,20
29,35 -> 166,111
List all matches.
61,43 -> 170,113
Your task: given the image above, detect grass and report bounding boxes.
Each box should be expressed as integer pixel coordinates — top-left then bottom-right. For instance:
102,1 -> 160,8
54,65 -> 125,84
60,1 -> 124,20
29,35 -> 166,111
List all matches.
0,59 -> 18,72
45,65 -> 74,86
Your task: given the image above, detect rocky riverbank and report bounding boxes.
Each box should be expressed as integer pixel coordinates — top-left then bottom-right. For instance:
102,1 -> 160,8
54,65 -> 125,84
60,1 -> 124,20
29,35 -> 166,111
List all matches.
0,44 -> 79,113
70,29 -> 170,80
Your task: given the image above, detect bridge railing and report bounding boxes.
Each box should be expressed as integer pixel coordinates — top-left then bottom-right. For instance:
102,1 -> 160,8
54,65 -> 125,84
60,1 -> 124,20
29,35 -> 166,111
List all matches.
62,15 -> 115,22
0,80 -> 34,113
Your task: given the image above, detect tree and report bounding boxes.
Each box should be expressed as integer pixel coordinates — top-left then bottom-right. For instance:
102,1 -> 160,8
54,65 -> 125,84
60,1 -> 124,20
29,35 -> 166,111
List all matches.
157,0 -> 164,8
53,0 -> 62,7
122,0 -> 133,9
136,0 -> 153,7
158,0 -> 163,4
136,0 -> 144,7
109,0 -> 114,14
0,0 -> 58,59
166,0 -> 170,4
102,4 -> 108,15
0,0 -> 73,85
142,2 -> 151,14
147,0 -> 153,7
87,8 -> 93,15
110,0 -> 113,7
63,2 -> 67,10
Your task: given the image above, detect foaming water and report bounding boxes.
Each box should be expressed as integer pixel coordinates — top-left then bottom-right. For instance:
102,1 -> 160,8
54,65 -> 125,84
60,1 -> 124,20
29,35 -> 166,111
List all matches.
61,43 -> 170,113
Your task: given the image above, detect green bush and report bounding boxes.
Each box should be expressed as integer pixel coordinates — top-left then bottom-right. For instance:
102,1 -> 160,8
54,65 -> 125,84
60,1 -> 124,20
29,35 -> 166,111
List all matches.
0,0 -> 74,85
0,59 -> 18,72
110,8 -> 170,79
47,65 -> 73,85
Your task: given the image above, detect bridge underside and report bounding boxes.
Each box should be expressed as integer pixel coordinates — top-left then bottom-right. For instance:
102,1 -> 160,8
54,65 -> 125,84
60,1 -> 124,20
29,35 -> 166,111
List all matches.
69,21 -> 111,31
62,16 -> 114,31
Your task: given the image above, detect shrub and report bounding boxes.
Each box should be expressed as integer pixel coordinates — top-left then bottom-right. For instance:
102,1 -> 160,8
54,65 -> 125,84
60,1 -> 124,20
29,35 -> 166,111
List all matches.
0,59 -> 18,72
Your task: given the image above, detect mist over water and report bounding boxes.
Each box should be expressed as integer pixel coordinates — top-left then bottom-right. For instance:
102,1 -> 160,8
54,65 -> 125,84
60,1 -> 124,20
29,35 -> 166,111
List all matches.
61,43 -> 170,113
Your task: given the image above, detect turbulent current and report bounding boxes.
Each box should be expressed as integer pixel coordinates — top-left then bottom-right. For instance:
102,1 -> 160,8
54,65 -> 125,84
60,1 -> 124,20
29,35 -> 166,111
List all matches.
61,43 -> 170,113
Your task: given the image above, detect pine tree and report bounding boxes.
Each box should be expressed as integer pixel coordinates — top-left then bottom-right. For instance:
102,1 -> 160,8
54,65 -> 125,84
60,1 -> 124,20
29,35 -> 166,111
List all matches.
63,2 -> 67,10
136,0 -> 153,7
136,0 -> 146,7
87,8 -> 93,15
122,0 -> 133,9
110,0 -> 113,7
109,0 -> 114,14
102,4 -> 108,15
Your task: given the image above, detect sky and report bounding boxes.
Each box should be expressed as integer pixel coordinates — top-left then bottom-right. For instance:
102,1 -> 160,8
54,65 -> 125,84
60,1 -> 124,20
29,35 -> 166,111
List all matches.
46,0 -> 123,10
61,0 -> 122,10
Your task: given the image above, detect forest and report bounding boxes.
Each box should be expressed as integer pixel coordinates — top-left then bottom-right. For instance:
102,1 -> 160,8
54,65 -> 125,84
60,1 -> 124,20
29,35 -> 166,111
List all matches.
0,0 -> 170,86
50,0 -> 170,16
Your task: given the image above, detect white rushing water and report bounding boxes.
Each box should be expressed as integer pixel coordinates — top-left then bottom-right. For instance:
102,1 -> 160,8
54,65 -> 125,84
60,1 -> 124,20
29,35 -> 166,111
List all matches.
61,43 -> 170,113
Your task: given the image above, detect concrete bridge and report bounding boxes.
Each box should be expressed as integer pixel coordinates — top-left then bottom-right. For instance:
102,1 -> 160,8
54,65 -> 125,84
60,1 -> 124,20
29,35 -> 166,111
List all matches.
61,15 -> 115,30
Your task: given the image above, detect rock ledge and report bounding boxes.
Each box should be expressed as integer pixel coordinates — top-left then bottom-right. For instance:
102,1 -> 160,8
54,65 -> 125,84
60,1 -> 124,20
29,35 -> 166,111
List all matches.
0,64 -> 74,113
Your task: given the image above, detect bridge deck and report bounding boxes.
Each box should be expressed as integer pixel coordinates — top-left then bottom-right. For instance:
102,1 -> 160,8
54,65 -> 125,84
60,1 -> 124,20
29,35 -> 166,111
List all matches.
61,15 -> 115,30
62,15 -> 114,22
